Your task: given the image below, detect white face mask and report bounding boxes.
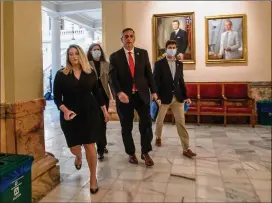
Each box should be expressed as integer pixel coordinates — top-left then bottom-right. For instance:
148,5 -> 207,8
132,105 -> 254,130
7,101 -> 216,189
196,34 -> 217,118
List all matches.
91,50 -> 101,58
166,49 -> 177,57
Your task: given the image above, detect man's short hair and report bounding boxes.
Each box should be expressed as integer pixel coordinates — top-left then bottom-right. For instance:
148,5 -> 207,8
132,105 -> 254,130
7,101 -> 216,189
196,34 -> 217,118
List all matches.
165,40 -> 177,48
121,28 -> 135,38
172,20 -> 180,25
225,19 -> 233,25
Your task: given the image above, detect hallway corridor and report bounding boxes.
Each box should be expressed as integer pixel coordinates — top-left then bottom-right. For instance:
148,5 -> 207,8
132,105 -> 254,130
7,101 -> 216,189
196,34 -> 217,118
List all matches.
39,101 -> 271,202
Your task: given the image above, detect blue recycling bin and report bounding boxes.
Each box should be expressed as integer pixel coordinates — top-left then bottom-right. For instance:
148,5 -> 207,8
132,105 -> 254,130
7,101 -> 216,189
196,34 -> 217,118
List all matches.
256,100 -> 272,126
0,153 -> 34,203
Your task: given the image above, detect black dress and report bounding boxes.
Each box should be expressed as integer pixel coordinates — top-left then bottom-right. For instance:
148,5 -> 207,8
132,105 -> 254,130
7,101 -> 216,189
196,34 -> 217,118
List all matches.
53,69 -> 105,148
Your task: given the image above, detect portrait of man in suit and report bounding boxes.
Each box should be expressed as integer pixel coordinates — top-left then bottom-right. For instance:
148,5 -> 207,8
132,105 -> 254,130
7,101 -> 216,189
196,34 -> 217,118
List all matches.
206,15 -> 247,63
153,12 -> 195,63
170,20 -> 188,60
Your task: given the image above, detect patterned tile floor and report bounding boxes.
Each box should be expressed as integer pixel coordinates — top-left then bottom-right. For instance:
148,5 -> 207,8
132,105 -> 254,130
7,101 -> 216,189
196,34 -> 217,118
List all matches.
39,101 -> 271,202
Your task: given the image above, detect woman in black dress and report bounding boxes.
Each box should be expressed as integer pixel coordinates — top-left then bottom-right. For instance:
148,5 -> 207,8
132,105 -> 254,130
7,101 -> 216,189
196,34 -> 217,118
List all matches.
87,43 -> 113,161
53,44 -> 109,194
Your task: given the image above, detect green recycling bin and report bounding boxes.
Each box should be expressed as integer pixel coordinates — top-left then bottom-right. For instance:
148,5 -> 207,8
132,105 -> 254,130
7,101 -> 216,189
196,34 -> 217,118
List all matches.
0,153 -> 34,203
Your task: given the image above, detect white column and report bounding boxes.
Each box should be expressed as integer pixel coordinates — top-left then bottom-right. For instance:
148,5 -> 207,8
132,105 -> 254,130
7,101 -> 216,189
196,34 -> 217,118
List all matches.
51,16 -> 61,86
85,29 -> 94,46
88,29 -> 95,39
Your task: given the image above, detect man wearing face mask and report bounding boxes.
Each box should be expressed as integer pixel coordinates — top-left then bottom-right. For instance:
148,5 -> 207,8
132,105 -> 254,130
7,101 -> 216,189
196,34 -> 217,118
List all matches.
87,43 -> 113,160
153,40 -> 196,158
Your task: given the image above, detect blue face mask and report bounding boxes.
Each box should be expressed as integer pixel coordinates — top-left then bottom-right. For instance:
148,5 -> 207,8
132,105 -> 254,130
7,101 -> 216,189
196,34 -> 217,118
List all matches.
91,50 -> 101,58
166,49 -> 177,57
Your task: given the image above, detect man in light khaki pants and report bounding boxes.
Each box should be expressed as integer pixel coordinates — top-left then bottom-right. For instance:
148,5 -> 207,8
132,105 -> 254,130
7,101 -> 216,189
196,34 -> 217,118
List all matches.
153,40 -> 196,158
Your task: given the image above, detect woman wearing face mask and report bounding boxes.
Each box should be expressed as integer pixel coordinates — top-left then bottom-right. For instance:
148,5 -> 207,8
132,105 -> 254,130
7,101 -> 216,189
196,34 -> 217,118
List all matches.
87,43 -> 113,161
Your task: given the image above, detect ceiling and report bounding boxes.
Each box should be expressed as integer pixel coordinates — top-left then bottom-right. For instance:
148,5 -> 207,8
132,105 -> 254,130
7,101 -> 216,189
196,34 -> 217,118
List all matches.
50,1 -> 91,5
81,9 -> 101,20
42,1 -> 102,29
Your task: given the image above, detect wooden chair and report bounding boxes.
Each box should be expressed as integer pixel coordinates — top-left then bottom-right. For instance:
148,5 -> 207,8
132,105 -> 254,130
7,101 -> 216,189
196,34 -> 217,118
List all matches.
223,83 -> 256,127
185,83 -> 200,125
199,83 -> 226,126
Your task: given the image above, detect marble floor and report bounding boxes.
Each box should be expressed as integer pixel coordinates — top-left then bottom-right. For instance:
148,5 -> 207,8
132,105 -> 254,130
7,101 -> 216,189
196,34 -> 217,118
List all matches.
39,101 -> 271,202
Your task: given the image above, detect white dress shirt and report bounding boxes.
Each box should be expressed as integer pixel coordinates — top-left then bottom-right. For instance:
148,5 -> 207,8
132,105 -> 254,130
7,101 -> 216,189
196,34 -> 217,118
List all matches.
174,29 -> 180,35
166,57 -> 176,80
123,47 -> 135,65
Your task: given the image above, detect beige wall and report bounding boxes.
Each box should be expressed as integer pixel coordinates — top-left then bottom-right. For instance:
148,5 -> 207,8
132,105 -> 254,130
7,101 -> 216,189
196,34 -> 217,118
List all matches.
0,2 -> 4,103
102,1 -> 124,58
103,1 -> 271,82
3,2 -> 43,103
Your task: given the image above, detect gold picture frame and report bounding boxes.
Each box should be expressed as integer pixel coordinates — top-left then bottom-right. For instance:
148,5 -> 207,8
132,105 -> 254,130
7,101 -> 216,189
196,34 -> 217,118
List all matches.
152,12 -> 195,64
205,14 -> 247,64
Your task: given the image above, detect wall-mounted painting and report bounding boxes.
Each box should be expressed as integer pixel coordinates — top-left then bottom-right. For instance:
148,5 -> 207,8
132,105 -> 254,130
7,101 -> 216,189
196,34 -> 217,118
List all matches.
205,14 -> 247,64
152,12 -> 195,64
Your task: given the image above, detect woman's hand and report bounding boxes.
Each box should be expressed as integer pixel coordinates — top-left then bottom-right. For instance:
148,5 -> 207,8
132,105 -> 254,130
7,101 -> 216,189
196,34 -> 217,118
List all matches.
101,105 -> 110,122
64,109 -> 76,121
103,111 -> 110,122
60,105 -> 76,121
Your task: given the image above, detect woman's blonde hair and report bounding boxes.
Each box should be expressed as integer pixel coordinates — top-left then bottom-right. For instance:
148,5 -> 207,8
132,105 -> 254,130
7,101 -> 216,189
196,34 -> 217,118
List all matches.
62,44 -> 92,75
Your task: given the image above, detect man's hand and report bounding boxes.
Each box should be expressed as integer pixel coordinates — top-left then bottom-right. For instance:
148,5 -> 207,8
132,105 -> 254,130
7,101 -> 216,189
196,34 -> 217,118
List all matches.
118,92 -> 129,103
156,99 -> 161,106
224,47 -> 231,51
214,53 -> 223,58
184,98 -> 192,104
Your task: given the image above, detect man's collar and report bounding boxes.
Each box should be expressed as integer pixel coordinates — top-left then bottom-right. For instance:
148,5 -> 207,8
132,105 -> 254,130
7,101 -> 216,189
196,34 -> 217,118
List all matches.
166,56 -> 176,62
123,47 -> 135,54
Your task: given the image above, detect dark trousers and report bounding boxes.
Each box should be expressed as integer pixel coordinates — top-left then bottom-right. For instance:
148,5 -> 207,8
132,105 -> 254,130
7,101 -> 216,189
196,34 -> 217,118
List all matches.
116,92 -> 153,155
96,97 -> 109,154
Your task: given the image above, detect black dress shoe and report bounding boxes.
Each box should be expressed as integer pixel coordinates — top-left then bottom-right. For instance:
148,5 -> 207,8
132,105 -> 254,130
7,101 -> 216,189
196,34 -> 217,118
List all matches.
104,147 -> 109,154
90,187 -> 99,194
90,179 -> 99,194
98,153 -> 104,160
74,159 -> 82,170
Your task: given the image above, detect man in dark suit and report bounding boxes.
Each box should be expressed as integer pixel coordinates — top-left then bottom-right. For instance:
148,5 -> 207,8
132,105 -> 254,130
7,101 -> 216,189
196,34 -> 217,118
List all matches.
153,40 -> 196,158
109,28 -> 158,166
170,20 -> 188,60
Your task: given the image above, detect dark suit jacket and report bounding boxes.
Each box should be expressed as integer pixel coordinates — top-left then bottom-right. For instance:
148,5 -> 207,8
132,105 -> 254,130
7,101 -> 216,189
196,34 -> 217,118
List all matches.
109,47 -> 157,104
153,57 -> 187,104
170,29 -> 188,54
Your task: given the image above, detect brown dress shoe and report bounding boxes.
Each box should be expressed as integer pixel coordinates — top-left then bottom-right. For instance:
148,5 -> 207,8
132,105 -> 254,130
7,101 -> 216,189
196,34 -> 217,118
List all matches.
129,154 -> 138,164
183,150 -> 193,158
141,153 -> 154,166
187,149 -> 196,156
155,138 -> 161,147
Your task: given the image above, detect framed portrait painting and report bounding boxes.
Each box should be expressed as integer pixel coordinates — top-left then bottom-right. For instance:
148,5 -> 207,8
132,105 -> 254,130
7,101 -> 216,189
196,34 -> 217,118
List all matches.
152,12 -> 195,64
205,14 -> 247,64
